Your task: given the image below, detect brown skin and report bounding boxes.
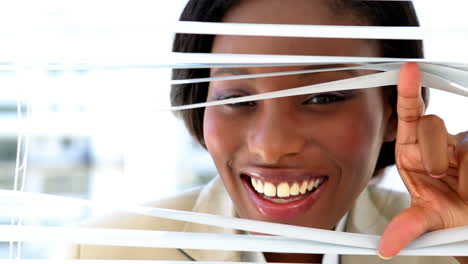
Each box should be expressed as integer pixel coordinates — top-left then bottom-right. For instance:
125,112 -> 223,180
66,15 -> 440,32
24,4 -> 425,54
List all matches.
204,0 -> 393,262
379,63 -> 468,264
202,0 -> 468,263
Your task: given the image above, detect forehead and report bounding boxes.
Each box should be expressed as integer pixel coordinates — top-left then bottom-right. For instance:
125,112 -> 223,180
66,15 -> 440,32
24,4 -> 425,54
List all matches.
224,0 -> 342,25
212,0 -> 379,57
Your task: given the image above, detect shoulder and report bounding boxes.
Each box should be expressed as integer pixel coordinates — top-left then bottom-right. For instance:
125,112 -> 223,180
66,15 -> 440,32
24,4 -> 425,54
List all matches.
57,186 -> 203,260
83,186 -> 202,231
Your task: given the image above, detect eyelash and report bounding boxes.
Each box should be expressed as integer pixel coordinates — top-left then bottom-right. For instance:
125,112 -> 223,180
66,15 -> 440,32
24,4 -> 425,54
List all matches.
216,95 -> 257,108
217,92 -> 350,108
302,93 -> 349,105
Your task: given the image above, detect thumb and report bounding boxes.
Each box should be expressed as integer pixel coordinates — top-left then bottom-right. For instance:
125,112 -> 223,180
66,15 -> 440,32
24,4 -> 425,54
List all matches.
378,206 -> 441,259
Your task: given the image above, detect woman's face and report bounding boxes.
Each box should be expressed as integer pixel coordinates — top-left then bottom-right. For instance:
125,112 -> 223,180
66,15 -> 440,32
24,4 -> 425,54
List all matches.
204,0 -> 396,229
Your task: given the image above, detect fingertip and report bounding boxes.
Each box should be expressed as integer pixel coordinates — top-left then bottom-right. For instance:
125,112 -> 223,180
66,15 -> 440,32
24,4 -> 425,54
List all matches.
377,241 -> 395,260
398,62 -> 421,98
378,208 -> 432,260
378,251 -> 394,261
378,233 -> 398,260
402,62 -> 420,75
406,62 -> 420,70
401,62 -> 420,75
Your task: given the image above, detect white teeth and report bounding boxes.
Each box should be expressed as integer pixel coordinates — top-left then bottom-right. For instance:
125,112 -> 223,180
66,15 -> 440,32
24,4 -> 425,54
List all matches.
264,182 -> 276,197
314,178 -> 320,188
307,180 -> 314,191
250,177 -> 325,198
277,182 -> 290,198
300,181 -> 308,194
256,180 -> 264,194
290,182 -> 300,196
251,178 -> 257,190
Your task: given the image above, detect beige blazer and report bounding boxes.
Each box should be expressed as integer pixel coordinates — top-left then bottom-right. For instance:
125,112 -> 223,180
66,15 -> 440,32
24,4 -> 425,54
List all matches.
58,175 -> 458,263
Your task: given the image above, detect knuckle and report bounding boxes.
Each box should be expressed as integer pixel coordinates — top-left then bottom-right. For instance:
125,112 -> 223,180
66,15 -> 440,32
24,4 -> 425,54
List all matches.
419,115 -> 447,134
460,148 -> 468,161
456,131 -> 468,143
456,133 -> 468,153
398,115 -> 419,122
421,115 -> 444,126
397,104 -> 424,122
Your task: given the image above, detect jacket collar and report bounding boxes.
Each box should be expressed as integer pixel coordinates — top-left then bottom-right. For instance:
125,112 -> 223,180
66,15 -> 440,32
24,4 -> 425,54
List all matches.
345,186 -> 390,235
181,177 -> 250,262
345,166 -> 410,236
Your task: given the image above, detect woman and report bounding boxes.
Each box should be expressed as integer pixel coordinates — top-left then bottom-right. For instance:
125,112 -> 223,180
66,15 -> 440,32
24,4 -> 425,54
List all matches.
63,0 -> 468,263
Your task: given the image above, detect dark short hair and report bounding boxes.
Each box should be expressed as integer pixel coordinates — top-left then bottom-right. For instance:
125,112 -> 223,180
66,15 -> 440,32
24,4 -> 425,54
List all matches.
171,0 -> 428,171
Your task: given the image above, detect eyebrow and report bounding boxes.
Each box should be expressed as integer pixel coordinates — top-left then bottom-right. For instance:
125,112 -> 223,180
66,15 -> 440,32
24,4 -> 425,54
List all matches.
211,64 -> 362,79
297,64 -> 362,80
211,67 -> 250,77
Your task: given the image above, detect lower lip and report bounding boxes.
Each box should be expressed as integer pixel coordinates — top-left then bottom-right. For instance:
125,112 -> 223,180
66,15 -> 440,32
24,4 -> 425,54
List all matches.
241,177 -> 328,220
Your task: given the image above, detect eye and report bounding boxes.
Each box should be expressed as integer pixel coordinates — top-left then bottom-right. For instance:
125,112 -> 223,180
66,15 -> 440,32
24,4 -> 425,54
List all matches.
303,93 -> 348,105
217,95 -> 257,108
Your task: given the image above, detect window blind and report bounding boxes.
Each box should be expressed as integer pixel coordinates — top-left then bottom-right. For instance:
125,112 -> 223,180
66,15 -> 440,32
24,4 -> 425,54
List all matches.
1,0 -> 468,262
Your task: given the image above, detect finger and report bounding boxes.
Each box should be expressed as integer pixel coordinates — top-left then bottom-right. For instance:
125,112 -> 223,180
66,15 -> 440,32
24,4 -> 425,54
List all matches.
398,144 -> 458,171
378,207 -> 441,259
457,132 -> 468,201
396,62 -> 425,145
418,115 -> 449,177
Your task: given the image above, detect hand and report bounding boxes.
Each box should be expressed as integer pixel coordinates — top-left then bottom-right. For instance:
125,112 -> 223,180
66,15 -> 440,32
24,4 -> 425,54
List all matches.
377,63 -> 468,263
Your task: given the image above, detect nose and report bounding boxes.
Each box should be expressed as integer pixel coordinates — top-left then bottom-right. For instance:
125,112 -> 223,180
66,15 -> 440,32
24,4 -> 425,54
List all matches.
247,103 -> 306,164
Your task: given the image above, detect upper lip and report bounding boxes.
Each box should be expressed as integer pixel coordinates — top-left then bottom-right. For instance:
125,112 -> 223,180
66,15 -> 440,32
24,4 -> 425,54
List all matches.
240,167 -> 328,184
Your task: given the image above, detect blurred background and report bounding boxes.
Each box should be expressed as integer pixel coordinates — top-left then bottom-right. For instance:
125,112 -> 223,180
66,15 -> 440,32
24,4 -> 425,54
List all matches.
0,0 -> 467,259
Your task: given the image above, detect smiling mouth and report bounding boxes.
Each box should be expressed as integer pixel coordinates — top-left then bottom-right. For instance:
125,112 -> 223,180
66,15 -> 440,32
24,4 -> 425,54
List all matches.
241,174 -> 327,204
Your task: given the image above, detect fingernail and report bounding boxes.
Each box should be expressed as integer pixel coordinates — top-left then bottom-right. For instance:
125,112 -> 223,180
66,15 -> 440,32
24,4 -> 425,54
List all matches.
378,252 -> 393,260
429,173 -> 446,179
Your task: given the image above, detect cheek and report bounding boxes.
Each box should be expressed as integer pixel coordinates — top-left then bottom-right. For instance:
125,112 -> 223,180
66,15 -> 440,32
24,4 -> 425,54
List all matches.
315,93 -> 385,177
338,110 -> 380,156
345,96 -> 386,176
203,107 -> 242,166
